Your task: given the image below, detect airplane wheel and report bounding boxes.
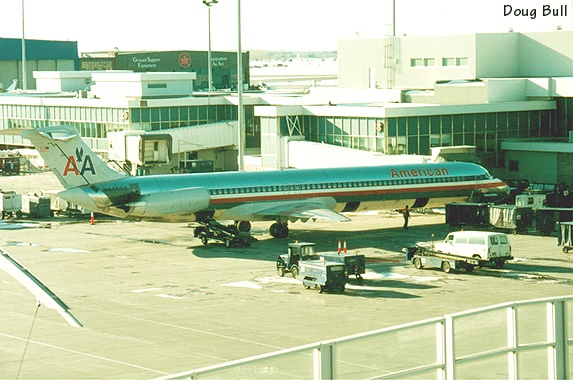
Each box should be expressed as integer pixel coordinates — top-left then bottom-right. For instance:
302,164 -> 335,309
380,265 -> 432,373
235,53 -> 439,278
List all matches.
237,221 -> 251,232
269,223 -> 278,237
270,223 -> 289,238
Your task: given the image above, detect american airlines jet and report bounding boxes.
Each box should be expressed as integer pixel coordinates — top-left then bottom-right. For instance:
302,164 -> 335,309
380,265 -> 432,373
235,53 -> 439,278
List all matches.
22,126 -> 509,239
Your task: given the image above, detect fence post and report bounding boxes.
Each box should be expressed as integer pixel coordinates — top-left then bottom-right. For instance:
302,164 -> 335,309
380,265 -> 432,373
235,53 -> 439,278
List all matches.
507,306 -> 517,379
444,315 -> 455,380
552,299 -> 567,379
314,343 -> 335,380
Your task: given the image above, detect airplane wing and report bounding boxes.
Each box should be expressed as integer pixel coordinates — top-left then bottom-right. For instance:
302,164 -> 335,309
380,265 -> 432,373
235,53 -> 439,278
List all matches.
253,202 -> 351,221
0,247 -> 83,328
219,197 -> 351,222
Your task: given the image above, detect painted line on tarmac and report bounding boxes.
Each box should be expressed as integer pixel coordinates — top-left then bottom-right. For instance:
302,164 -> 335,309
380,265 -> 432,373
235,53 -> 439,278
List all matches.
0,332 -> 169,376
75,307 -> 287,354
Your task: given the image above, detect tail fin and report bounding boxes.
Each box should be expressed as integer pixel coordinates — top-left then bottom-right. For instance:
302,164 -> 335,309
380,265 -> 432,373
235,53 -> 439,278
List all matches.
21,125 -> 127,189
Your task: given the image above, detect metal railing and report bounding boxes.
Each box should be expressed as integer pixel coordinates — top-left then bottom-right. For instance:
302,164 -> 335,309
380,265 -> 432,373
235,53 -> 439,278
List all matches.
155,295 -> 572,380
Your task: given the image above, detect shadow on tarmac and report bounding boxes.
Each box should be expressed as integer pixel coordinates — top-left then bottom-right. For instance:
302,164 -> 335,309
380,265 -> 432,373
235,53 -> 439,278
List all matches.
188,222 -> 451,260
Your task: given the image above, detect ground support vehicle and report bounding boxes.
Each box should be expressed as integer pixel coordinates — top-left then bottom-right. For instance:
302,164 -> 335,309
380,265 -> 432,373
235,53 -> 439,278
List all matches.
0,191 -> 22,219
276,242 -> 318,278
277,242 -> 366,281
0,156 -> 20,175
40,191 -> 91,217
558,221 -> 573,253
299,260 -> 346,293
435,231 -> 513,268
321,252 -> 365,282
489,205 -> 534,234
21,194 -> 52,218
534,208 -> 573,236
193,220 -> 256,247
403,245 -> 483,273
445,203 -> 490,230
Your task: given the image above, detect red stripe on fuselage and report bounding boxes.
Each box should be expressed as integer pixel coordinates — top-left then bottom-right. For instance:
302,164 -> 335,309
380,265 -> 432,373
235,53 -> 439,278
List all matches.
209,180 -> 506,205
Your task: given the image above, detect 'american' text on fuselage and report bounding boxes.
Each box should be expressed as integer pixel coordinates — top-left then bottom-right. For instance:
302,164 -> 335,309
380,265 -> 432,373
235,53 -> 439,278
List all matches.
390,168 -> 449,178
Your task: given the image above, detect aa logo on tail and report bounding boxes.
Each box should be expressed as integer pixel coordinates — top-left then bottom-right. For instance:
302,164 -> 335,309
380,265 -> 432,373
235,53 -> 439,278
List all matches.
63,147 -> 96,176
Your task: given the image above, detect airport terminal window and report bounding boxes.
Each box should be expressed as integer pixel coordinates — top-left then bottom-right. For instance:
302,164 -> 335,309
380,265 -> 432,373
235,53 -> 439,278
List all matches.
497,112 -> 508,131
407,117 -> 418,135
456,57 -> 469,66
509,160 -> 519,172
410,58 -> 423,67
442,58 -> 455,66
475,113 -> 486,132
424,58 -> 435,67
453,115 -> 463,133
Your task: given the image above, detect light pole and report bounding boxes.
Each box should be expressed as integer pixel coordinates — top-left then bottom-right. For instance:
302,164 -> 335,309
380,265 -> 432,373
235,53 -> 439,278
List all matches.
202,0 -> 218,93
21,0 -> 27,90
237,0 -> 244,171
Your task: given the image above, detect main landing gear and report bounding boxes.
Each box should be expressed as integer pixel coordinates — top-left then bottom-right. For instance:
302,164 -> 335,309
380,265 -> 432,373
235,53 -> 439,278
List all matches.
269,221 -> 289,238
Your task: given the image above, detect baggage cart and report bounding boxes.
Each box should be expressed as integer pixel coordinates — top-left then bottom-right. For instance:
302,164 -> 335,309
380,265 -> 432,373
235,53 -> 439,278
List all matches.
558,221 -> 573,253
321,252 -> 365,281
276,241 -> 365,281
21,194 -> 53,218
299,260 -> 346,293
489,205 -> 534,234
534,208 -> 573,236
445,203 -> 490,229
0,191 -> 22,219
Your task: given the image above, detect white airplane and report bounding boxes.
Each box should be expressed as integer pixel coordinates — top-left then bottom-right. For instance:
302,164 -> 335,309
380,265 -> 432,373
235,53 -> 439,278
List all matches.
22,126 -> 509,239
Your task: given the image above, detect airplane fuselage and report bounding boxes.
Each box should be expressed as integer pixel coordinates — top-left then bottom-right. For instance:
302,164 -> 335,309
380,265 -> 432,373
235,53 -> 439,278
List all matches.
59,162 -> 508,223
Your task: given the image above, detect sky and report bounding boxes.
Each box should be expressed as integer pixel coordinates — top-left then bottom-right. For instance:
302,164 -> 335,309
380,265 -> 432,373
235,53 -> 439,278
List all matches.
1,0 -> 571,52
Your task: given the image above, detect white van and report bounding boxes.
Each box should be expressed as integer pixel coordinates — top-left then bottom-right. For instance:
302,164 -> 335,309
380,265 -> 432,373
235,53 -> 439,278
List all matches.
435,231 -> 512,268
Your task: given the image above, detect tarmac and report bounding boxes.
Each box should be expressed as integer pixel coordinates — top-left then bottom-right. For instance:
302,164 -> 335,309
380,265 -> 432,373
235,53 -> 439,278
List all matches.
1,173 -> 572,379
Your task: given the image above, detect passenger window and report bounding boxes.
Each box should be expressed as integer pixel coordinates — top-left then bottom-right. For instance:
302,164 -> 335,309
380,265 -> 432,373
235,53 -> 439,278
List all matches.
454,236 -> 468,244
446,235 -> 454,243
499,236 -> 508,244
469,236 -> 485,245
490,236 -> 499,245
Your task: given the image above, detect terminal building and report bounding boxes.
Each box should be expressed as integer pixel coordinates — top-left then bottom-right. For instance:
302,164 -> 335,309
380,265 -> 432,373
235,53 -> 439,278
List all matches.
0,37 -> 78,90
0,30 -> 572,187
79,50 -> 250,91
